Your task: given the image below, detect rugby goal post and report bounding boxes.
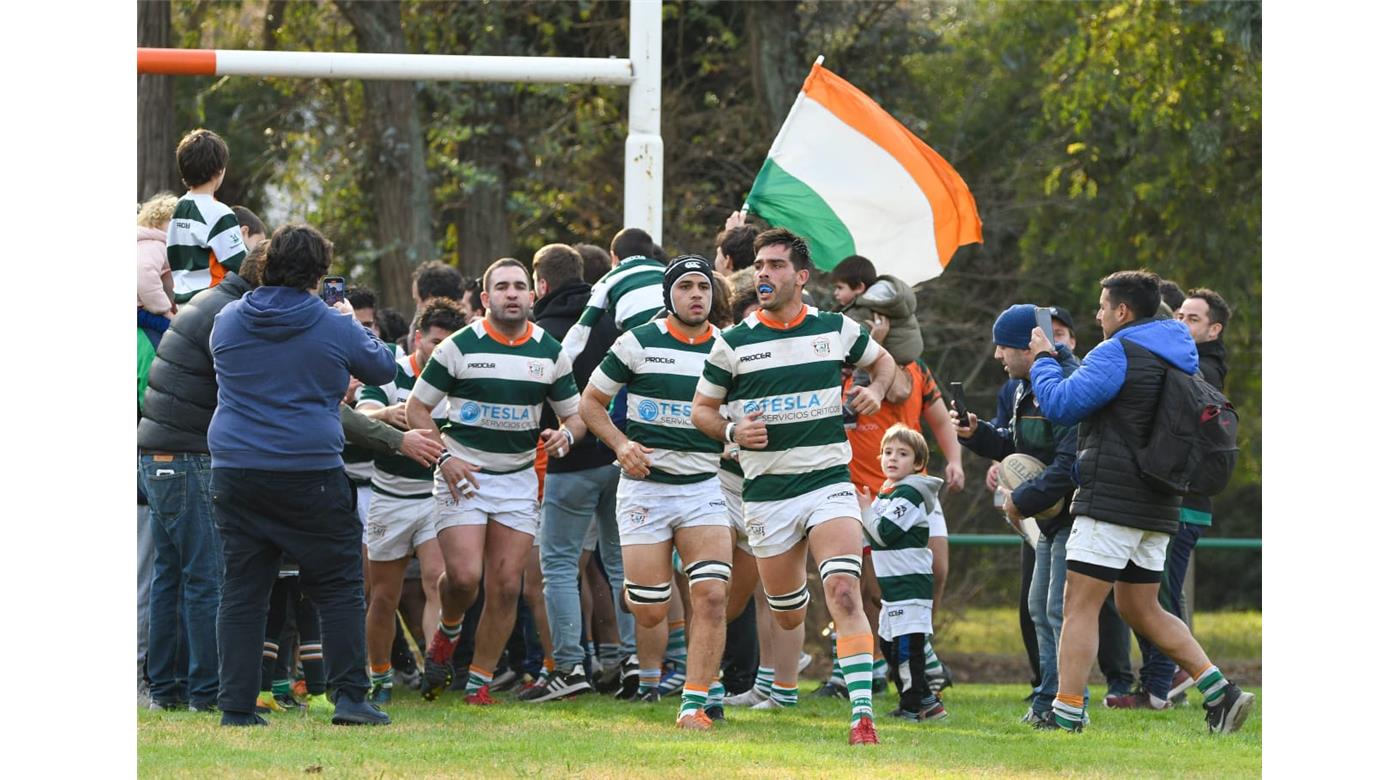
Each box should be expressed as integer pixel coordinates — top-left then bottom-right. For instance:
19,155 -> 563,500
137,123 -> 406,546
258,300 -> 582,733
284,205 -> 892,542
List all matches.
137,0 -> 664,242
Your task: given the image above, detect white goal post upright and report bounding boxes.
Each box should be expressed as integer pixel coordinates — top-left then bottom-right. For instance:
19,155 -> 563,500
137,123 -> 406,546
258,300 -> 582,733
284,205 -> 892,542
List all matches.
138,0 -> 665,243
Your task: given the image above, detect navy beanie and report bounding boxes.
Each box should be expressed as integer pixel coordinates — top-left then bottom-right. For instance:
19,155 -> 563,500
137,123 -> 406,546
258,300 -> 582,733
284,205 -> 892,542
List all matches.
992,304 -> 1038,349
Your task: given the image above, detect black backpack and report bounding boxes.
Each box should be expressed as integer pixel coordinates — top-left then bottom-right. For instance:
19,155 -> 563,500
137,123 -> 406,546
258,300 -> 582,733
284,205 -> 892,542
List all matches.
1128,363 -> 1239,497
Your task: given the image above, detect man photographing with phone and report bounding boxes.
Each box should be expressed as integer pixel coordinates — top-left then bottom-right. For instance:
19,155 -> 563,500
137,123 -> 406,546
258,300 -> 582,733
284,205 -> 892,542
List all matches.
208,224 -> 397,727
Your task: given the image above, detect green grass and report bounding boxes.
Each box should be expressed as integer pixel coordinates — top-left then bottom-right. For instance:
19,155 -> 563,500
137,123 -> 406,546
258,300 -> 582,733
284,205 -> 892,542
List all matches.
139,684 -> 1261,778
941,609 -> 1261,660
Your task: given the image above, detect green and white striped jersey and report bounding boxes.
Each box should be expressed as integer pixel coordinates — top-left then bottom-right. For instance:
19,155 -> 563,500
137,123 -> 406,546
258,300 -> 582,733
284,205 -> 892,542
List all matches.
356,352 -> 446,498
696,305 -> 883,502
560,255 -> 665,362
862,475 -> 940,605
590,319 -> 723,485
412,320 -> 580,475
166,193 -> 247,303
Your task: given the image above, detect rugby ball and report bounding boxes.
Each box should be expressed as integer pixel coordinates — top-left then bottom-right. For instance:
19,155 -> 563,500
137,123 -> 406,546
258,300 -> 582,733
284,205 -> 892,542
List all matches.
997,453 -> 1064,521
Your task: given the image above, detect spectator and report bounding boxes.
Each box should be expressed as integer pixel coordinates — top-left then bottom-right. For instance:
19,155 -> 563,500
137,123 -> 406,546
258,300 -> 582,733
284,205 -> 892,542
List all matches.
463,275 -> 486,320
231,205 -> 268,252
413,260 -> 466,311
831,254 -> 924,365
1026,270 -> 1253,734
573,243 -> 612,285
208,224 -> 397,727
714,220 -> 758,274
348,288 -> 380,337
167,129 -> 248,304
955,303 -> 1081,727
376,307 -> 410,348
137,192 -> 179,336
524,243 -> 637,701
1108,288 -> 1233,710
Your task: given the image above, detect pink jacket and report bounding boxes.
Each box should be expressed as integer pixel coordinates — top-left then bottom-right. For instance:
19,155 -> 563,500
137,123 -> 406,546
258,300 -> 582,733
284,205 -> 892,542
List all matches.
137,226 -> 175,315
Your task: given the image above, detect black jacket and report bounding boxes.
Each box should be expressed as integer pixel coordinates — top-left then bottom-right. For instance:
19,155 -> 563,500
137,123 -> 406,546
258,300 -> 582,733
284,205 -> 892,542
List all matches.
533,281 -> 617,473
962,345 -> 1080,535
1031,317 -> 1200,534
138,273 -> 251,453
1181,338 -> 1229,515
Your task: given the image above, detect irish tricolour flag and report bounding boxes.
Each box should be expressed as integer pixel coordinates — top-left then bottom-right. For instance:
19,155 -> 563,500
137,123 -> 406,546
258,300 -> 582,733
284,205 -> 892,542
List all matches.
745,61 -> 982,285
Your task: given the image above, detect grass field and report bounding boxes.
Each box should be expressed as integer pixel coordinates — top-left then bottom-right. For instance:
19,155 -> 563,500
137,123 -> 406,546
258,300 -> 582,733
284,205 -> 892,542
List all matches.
138,682 -> 1261,778
940,608 -> 1262,660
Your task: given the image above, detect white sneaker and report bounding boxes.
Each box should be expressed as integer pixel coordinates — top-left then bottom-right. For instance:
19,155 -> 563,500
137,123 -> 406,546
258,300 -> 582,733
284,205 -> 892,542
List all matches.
751,697 -> 785,710
723,688 -> 768,707
797,652 -> 813,674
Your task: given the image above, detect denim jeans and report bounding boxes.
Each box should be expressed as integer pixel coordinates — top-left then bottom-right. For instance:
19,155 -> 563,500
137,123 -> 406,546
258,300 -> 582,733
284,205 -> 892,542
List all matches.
539,464 -> 634,670
1028,524 -> 1068,714
137,502 -> 156,691
140,453 -> 222,707
212,467 -> 369,714
1137,522 -> 1204,699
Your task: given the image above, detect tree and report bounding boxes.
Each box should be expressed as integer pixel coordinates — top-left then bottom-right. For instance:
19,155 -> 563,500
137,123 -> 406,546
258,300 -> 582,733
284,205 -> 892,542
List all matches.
137,0 -> 179,201
334,0 -> 436,313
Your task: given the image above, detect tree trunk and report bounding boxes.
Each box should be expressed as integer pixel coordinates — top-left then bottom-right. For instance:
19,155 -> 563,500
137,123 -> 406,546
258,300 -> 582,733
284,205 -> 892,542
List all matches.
747,1 -> 805,137
137,0 -> 178,202
455,144 -> 511,283
335,0 -> 436,314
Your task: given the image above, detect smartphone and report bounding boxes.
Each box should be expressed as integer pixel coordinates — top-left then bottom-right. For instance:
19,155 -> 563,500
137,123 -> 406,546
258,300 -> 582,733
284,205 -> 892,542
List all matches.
947,381 -> 970,427
1034,306 -> 1055,347
320,276 -> 346,306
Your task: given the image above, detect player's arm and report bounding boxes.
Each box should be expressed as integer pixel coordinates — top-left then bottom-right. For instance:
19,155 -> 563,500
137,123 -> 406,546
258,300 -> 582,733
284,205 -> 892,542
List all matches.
539,350 -> 586,459
848,347 -> 896,416
409,348 -> 480,498
693,339 -> 767,449
580,384 -> 652,479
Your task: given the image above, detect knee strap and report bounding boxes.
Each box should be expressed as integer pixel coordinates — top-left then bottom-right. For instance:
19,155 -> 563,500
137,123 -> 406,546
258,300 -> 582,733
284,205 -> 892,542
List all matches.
684,559 -> 732,586
765,584 -> 810,612
623,578 -> 672,606
819,554 -> 863,582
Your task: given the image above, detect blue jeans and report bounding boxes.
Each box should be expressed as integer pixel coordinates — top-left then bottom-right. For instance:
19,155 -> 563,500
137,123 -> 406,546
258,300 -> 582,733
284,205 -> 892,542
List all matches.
1137,522 -> 1204,699
137,502 -> 156,690
539,464 -> 634,670
1028,524 -> 1068,714
140,453 -> 222,706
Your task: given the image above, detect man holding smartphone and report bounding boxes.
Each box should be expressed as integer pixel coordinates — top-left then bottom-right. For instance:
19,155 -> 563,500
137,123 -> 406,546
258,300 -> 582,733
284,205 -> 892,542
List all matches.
406,258 -> 587,704
952,304 -> 1081,727
208,225 -> 397,726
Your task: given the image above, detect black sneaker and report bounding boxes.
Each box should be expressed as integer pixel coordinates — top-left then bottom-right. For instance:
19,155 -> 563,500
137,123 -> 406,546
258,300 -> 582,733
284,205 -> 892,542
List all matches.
220,711 -> 269,727
331,695 -> 392,726
1204,684 -> 1254,734
872,676 -> 888,695
927,663 -> 953,693
812,681 -> 848,699
629,688 -> 661,703
274,693 -> 306,712
1034,715 -> 1083,733
593,662 -> 623,695
520,665 -> 594,703
614,655 -> 641,700
704,705 -> 725,723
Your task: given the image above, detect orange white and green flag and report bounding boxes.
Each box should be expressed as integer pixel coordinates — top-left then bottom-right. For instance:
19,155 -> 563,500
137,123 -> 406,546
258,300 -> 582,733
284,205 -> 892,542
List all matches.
745,60 -> 983,285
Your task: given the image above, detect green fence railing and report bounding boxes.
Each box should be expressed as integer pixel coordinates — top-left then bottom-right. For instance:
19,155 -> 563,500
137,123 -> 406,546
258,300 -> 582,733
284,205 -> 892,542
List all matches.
948,534 -> 1260,550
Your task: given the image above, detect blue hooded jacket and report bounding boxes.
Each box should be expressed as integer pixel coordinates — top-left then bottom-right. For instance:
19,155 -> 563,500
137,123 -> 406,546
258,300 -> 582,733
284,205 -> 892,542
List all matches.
1029,317 -> 1197,426
208,286 -> 397,470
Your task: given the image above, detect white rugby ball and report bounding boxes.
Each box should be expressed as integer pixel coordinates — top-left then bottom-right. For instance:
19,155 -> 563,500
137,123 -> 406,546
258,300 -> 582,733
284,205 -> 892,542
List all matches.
997,453 -> 1064,521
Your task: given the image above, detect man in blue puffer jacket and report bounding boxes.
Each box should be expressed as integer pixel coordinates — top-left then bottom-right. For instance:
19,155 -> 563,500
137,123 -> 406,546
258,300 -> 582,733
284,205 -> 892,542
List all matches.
1024,270 -> 1253,736
209,224 -> 397,727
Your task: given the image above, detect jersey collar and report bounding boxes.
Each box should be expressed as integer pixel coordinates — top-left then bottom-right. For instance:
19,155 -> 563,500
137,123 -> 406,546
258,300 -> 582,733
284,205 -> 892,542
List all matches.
755,305 -> 810,331
482,319 -> 533,347
665,317 -> 715,345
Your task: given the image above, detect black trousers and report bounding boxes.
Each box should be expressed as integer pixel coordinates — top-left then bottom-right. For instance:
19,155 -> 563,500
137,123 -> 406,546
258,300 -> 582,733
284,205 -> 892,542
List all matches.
880,633 -> 931,713
721,597 -> 759,693
1018,542 -> 1041,689
213,468 -> 368,714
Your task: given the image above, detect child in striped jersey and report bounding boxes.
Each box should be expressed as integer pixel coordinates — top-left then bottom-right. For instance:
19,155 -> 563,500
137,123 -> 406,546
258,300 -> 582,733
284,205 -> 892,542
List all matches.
856,425 -> 949,722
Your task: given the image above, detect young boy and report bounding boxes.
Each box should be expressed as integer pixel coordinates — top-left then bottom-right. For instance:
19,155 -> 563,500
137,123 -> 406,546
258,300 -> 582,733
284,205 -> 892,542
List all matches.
855,424 -> 948,721
831,255 -> 923,365
167,128 -> 248,304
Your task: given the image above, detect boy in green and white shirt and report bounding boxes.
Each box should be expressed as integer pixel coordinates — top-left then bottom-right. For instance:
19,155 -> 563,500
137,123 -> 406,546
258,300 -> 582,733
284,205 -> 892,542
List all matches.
855,424 -> 948,722
166,129 -> 247,303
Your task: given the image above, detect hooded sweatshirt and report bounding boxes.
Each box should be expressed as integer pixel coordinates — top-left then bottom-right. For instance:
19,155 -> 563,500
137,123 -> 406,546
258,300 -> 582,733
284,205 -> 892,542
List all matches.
209,286 -> 396,470
839,274 -> 924,364
137,225 -> 175,314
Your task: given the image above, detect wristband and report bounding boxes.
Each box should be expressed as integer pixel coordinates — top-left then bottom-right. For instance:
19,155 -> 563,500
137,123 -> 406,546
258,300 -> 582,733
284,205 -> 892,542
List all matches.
561,427 -> 575,447
724,422 -> 737,443
437,450 -> 455,466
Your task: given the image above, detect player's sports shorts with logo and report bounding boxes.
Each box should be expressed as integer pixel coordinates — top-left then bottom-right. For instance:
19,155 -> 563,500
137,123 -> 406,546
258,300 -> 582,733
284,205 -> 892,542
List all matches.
743,481 -> 863,558
1065,514 -> 1169,582
616,474 -> 729,546
365,492 -> 436,561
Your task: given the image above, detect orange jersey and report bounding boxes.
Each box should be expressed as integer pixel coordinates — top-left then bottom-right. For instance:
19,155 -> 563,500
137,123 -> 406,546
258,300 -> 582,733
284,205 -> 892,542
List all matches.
844,360 -> 943,496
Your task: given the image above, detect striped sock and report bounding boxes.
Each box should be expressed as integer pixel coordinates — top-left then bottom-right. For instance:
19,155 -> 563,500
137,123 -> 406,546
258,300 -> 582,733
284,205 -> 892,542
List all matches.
299,642 -> 325,694
1194,665 -> 1228,707
271,678 -> 291,696
827,635 -> 846,686
439,619 -> 463,640
542,657 -> 556,675
923,637 -> 944,673
836,633 -> 875,725
754,666 -> 775,697
872,657 -> 888,682
371,663 -> 394,690
678,683 -> 708,720
1053,693 -> 1086,728
465,664 -> 493,694
665,621 -> 688,674
706,678 -> 726,708
771,680 -> 798,707
639,667 -> 662,693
